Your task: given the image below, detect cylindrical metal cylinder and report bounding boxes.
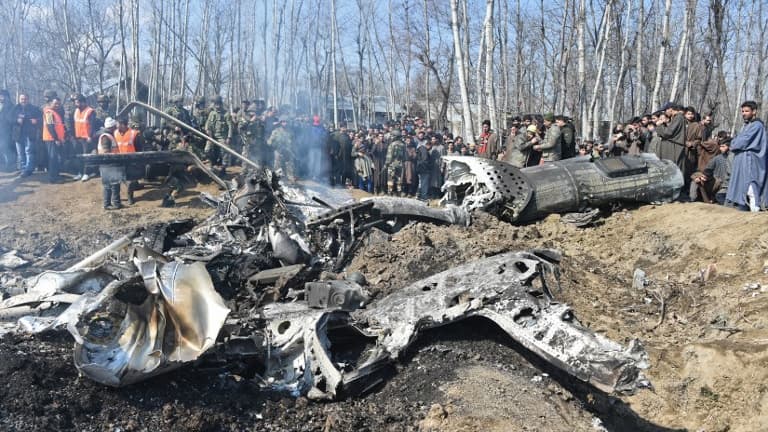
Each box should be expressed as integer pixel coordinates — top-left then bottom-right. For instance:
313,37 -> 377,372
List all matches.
517,155 -> 683,222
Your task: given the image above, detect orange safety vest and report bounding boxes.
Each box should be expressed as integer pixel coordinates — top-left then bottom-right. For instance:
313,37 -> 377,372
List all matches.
42,108 -> 66,142
97,132 -> 116,154
113,129 -> 138,153
73,107 -> 94,139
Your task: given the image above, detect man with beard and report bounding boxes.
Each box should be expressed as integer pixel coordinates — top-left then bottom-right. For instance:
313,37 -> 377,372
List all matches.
683,106 -> 703,197
12,93 -> 41,177
726,101 -> 768,211
654,103 -> 686,164
534,113 -> 561,163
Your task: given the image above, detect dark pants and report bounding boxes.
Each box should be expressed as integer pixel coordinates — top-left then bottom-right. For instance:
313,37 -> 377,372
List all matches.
100,166 -> 122,207
715,192 -> 726,205
358,176 -> 373,193
330,158 -> 342,186
0,133 -> 14,171
74,138 -> 94,176
46,141 -> 62,181
35,140 -> 47,172
418,172 -> 431,200
102,180 -> 121,207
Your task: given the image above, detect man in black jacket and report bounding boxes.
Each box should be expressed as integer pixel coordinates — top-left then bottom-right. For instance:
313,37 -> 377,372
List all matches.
13,93 -> 42,177
416,139 -> 434,200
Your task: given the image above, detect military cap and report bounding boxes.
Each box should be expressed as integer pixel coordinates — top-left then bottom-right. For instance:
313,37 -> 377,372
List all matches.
43,89 -> 58,100
212,95 -> 223,104
543,112 -> 555,122
96,94 -> 109,102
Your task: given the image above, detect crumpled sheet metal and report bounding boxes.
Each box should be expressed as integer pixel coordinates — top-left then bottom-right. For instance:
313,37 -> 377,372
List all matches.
69,259 -> 230,387
0,268 -> 116,335
257,251 -> 649,398
259,302 -> 344,398
361,196 -> 471,226
357,251 -> 650,395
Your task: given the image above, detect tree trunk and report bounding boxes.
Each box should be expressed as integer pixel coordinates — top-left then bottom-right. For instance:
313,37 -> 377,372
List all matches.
609,0 -> 633,131
651,0 -> 672,110
423,0 -> 431,125
668,0 -> 689,102
588,0 -> 612,139
475,26 -> 485,124
331,0 -> 339,127
577,0 -> 587,137
634,0 -> 644,113
483,0 -> 497,131
450,0 -> 475,144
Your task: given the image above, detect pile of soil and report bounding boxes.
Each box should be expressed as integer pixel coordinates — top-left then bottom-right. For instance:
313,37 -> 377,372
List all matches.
1,171 -> 767,431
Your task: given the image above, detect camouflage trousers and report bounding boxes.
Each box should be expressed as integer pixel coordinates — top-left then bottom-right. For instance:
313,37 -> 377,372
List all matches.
273,148 -> 295,179
387,164 -> 403,192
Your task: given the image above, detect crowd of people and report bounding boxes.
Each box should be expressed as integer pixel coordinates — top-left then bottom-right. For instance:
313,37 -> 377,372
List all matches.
0,88 -> 766,212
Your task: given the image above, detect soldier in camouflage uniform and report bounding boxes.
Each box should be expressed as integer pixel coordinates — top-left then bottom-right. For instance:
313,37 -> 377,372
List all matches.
227,108 -> 242,165
239,105 -> 266,169
204,95 -> 232,174
385,129 -> 406,195
186,96 -> 208,157
164,94 -> 195,150
267,119 -> 295,179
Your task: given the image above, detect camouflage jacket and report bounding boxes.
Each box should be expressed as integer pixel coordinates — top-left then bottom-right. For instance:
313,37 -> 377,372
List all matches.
267,126 -> 293,153
205,108 -> 231,140
165,105 -> 194,128
386,139 -> 406,165
192,107 -> 209,130
241,116 -> 265,142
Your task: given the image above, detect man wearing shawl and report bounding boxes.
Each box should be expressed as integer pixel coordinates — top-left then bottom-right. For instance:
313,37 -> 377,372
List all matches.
726,101 -> 768,211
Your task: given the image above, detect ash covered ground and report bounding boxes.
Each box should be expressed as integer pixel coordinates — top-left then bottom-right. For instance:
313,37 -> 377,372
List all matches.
1,170 -> 767,431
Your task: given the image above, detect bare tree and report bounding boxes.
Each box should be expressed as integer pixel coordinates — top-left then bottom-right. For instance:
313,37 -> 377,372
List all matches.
651,0 -> 672,109
483,0 -> 497,130
450,0 -> 475,144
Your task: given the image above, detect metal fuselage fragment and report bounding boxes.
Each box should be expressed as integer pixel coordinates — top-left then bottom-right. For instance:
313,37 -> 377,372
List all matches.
441,155 -> 684,222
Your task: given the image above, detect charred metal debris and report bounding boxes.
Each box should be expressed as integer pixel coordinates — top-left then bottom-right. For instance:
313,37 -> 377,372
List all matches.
0,157 -> 679,397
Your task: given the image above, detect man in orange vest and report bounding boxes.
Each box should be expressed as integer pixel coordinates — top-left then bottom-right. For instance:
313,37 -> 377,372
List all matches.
72,94 -> 97,181
114,117 -> 142,204
42,93 -> 66,183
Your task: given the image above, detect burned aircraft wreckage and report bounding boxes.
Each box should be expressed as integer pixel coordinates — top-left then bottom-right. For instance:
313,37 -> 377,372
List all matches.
0,103 -> 684,401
